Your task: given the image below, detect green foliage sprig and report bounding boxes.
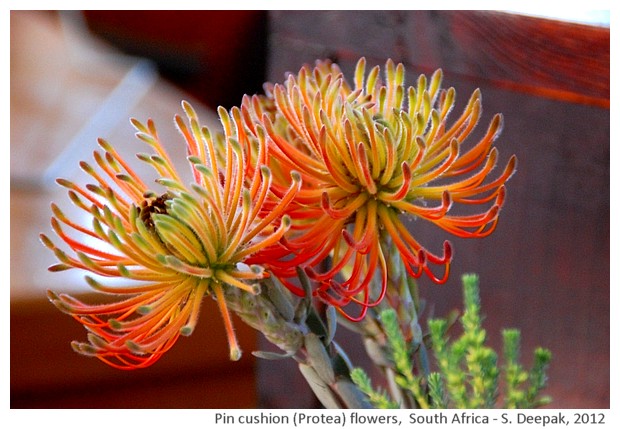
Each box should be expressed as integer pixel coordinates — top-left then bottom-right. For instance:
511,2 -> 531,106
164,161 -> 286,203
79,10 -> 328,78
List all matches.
351,274 -> 552,409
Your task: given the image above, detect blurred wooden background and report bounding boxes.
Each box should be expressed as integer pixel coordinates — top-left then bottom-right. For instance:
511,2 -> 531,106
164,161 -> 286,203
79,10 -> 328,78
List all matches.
11,10 -> 609,409
261,10 -> 610,409
10,11 -> 263,409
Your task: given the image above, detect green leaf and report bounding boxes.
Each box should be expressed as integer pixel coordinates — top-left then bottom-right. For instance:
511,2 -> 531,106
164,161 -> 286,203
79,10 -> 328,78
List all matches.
305,333 -> 335,383
350,368 -> 399,409
298,363 -> 341,409
252,350 -> 296,360
325,305 -> 338,346
427,372 -> 447,409
334,379 -> 373,409
264,276 -> 295,322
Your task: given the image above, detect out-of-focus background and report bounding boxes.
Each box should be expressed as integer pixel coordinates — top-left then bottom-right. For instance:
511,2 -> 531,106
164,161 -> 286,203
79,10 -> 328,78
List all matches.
10,10 -> 609,408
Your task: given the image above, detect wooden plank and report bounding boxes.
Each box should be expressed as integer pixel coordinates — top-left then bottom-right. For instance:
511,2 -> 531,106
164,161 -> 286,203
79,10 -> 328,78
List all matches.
415,11 -> 610,107
268,11 -> 609,107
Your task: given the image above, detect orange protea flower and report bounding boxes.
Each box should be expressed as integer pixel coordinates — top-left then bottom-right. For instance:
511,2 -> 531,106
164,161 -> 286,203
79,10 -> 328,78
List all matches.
241,58 -> 516,320
41,102 -> 299,369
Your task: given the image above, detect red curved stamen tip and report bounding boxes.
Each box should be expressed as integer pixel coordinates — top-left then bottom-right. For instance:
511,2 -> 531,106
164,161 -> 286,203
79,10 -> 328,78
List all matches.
417,248 -> 427,266
342,229 -> 357,248
321,191 -> 331,213
496,185 -> 506,207
415,136 -> 426,150
440,191 -> 453,215
488,204 -> 500,219
507,154 -> 518,176
401,161 -> 412,182
443,240 -> 453,262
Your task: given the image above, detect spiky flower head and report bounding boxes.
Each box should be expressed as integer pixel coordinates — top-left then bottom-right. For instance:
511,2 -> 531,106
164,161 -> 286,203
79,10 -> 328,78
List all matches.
41,101 -> 299,369
241,58 -> 516,320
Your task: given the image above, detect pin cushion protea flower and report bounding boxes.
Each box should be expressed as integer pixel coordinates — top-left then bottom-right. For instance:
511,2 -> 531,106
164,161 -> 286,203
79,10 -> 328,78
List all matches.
241,58 -> 516,320
41,102 -> 300,369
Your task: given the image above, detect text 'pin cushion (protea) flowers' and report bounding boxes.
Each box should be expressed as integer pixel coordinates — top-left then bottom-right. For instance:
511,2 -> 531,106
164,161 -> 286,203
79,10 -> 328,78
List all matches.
41,102 -> 300,369
241,58 -> 516,320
